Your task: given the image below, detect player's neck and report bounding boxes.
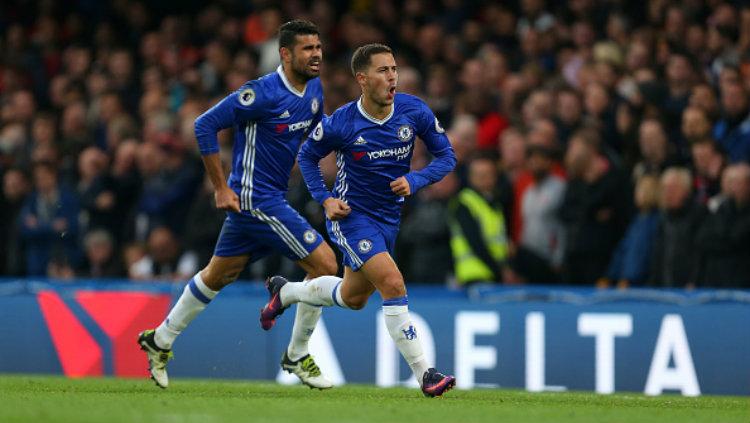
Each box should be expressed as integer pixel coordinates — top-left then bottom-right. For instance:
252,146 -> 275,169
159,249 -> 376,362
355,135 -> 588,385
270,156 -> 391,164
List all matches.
361,95 -> 393,121
282,65 -> 308,93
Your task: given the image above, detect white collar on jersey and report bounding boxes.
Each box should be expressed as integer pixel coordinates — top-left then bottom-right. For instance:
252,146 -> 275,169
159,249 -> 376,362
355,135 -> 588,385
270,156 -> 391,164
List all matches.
356,96 -> 394,125
276,65 -> 306,97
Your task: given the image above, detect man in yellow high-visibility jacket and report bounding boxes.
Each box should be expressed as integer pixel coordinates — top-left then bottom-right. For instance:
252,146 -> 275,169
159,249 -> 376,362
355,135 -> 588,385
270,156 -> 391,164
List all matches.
449,155 -> 509,285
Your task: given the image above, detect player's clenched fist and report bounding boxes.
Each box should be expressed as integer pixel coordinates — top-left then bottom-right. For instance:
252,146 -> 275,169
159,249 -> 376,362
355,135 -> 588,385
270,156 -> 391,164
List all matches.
390,177 -> 411,197
323,197 -> 351,220
215,186 -> 241,213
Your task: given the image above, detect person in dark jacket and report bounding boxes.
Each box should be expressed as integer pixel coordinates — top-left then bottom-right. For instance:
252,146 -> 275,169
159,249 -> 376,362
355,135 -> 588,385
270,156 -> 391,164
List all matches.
0,168 -> 30,276
693,163 -> 750,288
559,128 -> 632,285
400,172 -> 458,284
649,167 -> 704,287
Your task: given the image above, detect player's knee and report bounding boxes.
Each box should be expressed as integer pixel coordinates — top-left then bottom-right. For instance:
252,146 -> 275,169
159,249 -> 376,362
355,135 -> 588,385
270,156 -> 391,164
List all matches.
379,274 -> 406,299
201,265 -> 241,290
343,293 -> 368,310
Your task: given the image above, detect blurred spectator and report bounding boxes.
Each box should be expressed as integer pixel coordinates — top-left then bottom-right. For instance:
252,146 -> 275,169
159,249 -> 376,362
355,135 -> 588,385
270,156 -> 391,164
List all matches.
0,168 -> 30,275
129,226 -> 198,281
693,164 -> 750,287
649,167 -> 703,287
633,119 -> 680,181
134,140 -> 201,240
560,129 -> 631,285
448,114 -> 479,186
689,83 -> 720,120
19,162 -> 81,277
691,138 -> 726,206
400,172 -> 458,284
510,144 -> 566,284
77,147 -> 118,236
110,139 -> 142,241
78,229 -> 124,278
184,173 -> 229,266
554,87 -> 584,147
601,174 -> 660,288
449,156 -> 510,285
682,106 -> 714,145
713,82 -> 750,163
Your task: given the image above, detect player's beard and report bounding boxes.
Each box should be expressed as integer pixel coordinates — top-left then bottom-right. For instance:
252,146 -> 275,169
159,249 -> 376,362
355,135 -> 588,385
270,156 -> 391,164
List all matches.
291,55 -> 320,82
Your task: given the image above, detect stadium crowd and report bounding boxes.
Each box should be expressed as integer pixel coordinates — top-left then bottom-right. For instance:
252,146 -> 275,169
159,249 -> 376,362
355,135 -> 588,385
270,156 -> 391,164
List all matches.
0,0 -> 749,288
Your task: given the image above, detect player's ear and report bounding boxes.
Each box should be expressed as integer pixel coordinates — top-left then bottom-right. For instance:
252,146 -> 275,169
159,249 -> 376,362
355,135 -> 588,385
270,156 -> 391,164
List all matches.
279,46 -> 292,63
355,71 -> 367,86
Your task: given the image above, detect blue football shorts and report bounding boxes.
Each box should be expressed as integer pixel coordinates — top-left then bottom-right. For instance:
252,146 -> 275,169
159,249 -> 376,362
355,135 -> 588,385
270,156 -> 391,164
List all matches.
214,198 -> 323,262
326,210 -> 399,271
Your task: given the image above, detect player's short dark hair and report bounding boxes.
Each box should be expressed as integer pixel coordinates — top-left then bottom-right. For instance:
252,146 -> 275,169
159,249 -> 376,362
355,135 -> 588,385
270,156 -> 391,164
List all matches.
278,20 -> 320,50
350,43 -> 393,76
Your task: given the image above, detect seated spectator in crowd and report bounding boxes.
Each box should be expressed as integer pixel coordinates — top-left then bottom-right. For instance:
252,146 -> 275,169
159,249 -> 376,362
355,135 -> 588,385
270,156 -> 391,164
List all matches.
554,86 -> 584,148
509,122 -> 566,243
633,118 -> 680,180
560,129 -> 631,285
713,82 -> 750,163
682,106 -> 714,145
449,155 -> 510,286
510,144 -> 566,284
400,172 -> 459,284
19,162 -> 81,277
691,138 -> 725,205
110,139 -> 142,242
184,173 -> 229,266
601,174 -> 660,288
0,168 -> 30,275
129,226 -> 198,282
78,229 -> 124,278
447,114 -> 479,187
649,167 -> 704,287
134,139 -> 201,240
122,242 -> 147,274
77,146 -> 118,236
693,163 -> 750,288
689,83 -> 719,121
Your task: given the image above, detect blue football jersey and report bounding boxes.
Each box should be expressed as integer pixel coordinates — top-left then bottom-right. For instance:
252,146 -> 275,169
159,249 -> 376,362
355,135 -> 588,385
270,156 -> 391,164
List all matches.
298,93 -> 456,225
195,66 -> 323,210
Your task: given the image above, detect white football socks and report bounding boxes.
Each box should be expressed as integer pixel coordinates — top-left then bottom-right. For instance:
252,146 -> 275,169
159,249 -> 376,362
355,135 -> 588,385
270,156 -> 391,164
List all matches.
383,296 -> 430,385
286,302 -> 322,361
280,275 -> 349,308
154,272 -> 218,350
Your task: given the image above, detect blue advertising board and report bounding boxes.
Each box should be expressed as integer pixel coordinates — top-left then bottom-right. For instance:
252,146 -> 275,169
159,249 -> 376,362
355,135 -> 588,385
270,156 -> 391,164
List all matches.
0,279 -> 747,396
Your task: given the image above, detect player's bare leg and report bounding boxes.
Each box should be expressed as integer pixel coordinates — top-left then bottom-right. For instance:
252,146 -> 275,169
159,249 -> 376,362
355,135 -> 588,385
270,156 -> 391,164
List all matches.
138,254 -> 250,388
356,252 -> 456,397
272,243 -> 338,389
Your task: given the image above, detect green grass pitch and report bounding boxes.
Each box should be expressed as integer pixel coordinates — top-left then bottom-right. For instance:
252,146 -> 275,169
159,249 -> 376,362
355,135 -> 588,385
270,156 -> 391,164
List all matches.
1,375 -> 747,423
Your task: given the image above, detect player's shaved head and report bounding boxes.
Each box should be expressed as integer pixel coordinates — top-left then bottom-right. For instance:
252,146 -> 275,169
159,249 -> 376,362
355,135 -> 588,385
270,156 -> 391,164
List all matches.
351,44 -> 393,76
278,20 -> 320,50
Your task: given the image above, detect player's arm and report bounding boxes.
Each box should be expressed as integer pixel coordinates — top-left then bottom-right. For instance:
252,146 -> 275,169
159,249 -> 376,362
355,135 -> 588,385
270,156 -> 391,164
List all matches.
392,107 -> 457,196
298,119 -> 350,220
194,83 -> 267,212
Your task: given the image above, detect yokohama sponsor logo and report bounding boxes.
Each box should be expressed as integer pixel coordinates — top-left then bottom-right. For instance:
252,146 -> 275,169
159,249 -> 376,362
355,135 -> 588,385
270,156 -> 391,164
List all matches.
289,119 -> 313,132
367,144 -> 412,160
